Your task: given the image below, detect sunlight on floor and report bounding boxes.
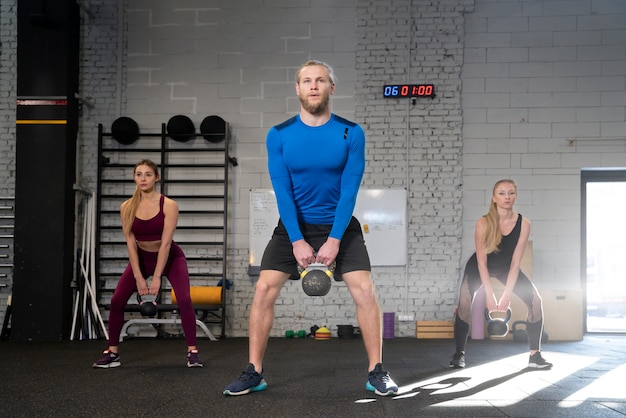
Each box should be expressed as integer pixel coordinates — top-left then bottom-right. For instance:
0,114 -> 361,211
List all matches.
559,361 -> 626,407
352,350 -> 626,408
394,352 -> 600,408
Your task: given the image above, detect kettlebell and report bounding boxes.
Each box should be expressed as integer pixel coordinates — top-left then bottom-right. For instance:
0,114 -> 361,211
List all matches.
299,262 -> 335,297
511,320 -> 550,343
485,308 -> 512,337
512,320 -> 529,343
137,277 -> 161,317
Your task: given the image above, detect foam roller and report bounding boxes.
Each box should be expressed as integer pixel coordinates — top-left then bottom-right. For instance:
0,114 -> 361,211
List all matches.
171,286 -> 222,305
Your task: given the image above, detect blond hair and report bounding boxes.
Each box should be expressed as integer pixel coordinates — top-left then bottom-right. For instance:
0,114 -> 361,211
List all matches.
296,60 -> 336,85
481,179 -> 517,254
121,159 -> 160,235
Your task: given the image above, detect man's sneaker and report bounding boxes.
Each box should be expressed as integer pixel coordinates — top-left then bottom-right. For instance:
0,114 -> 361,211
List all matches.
450,351 -> 466,368
187,349 -> 203,368
365,363 -> 398,396
528,351 -> 552,369
223,363 -> 267,396
92,350 -> 121,369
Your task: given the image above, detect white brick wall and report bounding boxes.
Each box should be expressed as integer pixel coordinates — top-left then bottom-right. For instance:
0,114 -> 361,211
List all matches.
77,2 -> 125,190
1,0 -> 625,338
0,0 -> 16,330
0,0 -> 16,197
461,0 -> 626,295
355,0 -> 472,335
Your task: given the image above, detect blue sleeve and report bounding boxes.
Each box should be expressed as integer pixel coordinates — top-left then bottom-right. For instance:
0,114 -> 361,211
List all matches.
266,126 -> 304,242
329,124 -> 365,240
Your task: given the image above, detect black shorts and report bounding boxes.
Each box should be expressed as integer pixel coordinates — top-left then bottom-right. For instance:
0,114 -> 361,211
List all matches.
260,216 -> 371,281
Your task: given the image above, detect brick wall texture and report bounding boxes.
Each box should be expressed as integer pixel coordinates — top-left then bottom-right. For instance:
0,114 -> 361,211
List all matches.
0,0 -> 625,337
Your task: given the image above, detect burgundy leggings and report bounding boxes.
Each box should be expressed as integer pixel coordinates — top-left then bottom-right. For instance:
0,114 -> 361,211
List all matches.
107,243 -> 197,347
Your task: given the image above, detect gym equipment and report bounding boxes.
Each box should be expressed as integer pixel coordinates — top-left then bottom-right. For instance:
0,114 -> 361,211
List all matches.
416,320 -> 454,339
171,286 -> 222,305
512,320 -> 549,343
314,326 -> 331,340
512,320 -> 528,343
485,308 -> 512,337
285,329 -> 307,338
121,283 -> 224,341
137,277 -> 161,317
337,324 -> 355,339
471,286 -> 486,340
200,115 -> 226,143
137,292 -> 160,317
309,325 -> 319,337
70,190 -> 108,340
299,262 -> 335,297
167,114 -> 195,142
111,116 -> 140,145
1,294 -> 11,340
383,311 -> 395,339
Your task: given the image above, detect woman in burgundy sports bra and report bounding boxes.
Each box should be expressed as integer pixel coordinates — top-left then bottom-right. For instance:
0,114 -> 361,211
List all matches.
92,159 -> 202,368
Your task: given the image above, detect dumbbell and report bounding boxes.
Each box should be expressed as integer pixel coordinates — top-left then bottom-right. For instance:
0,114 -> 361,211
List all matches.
285,330 -> 307,338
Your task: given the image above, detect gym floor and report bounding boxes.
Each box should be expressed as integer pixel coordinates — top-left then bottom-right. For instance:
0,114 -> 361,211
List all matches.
1,334 -> 625,417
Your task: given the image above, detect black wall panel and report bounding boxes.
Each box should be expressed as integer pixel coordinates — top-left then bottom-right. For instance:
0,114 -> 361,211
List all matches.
12,0 -> 80,341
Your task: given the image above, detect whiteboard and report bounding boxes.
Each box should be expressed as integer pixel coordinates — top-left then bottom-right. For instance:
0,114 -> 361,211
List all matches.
249,188 -> 407,267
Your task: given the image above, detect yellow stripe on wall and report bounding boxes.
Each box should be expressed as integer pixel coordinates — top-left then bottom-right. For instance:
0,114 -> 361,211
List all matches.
16,120 -> 68,125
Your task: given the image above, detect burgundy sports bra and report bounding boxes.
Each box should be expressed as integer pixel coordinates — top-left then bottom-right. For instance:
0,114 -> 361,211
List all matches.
132,195 -> 165,241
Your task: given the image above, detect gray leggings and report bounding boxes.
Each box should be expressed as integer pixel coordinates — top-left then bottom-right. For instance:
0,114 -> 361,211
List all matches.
454,255 -> 545,352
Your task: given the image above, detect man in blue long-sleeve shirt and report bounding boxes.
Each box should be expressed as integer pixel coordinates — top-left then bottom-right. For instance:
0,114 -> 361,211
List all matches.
224,60 -> 398,397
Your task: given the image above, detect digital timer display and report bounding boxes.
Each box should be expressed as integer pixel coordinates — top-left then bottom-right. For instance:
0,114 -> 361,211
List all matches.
383,84 -> 435,99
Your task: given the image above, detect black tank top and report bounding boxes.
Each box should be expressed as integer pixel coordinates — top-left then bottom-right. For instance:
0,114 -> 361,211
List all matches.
486,214 -> 522,272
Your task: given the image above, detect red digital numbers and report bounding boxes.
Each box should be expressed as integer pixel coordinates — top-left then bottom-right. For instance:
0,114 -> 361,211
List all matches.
383,84 -> 435,99
411,85 -> 433,96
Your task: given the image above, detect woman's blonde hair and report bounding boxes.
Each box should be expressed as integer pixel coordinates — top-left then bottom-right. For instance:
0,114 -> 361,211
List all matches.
121,159 -> 160,235
481,179 -> 517,254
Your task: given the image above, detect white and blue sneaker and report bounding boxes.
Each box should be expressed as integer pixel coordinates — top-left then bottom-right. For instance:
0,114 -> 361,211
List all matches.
223,363 -> 267,396
365,363 -> 398,396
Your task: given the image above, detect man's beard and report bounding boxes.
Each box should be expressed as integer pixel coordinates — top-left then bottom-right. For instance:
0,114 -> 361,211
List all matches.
300,95 -> 330,115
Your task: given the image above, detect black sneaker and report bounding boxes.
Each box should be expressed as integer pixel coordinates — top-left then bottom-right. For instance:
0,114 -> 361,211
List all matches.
92,350 -> 121,369
365,363 -> 398,396
223,363 -> 267,396
187,349 -> 203,368
450,351 -> 465,368
528,351 -> 552,369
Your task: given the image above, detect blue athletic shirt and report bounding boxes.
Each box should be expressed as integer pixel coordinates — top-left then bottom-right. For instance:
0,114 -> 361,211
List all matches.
266,114 -> 366,243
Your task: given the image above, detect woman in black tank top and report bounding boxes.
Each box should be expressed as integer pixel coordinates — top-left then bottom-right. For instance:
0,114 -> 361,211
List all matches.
449,179 -> 552,370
